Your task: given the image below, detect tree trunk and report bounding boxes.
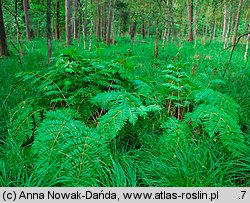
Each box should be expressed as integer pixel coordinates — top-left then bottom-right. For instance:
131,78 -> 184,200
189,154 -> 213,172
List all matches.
96,0 -> 101,41
162,0 -> 169,49
142,19 -> 146,39
65,0 -> 72,45
232,0 -> 243,49
84,0 -> 88,49
106,0 -> 113,46
23,0 -> 32,41
222,4 -> 227,41
46,0 -> 52,62
0,0 -> 8,56
187,0 -> 193,41
103,0 -> 107,39
55,1 -> 60,40
209,0 -> 216,43
193,0 -> 198,47
72,0 -> 79,39
154,19 -> 159,58
224,0 -> 232,48
244,24 -> 250,60
130,21 -> 137,40
15,0 -> 23,57
89,0 -> 93,51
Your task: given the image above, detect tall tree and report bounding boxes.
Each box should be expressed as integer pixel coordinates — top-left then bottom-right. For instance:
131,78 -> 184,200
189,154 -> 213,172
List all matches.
23,0 -> 32,40
0,0 -> 8,56
187,0 -> 193,41
106,0 -> 113,46
84,0 -> 88,49
232,0 -> 243,48
244,24 -> 250,60
55,0 -> 60,40
222,3 -> 227,42
65,0 -> 72,45
193,0 -> 198,47
46,0 -> 52,62
72,0 -> 79,39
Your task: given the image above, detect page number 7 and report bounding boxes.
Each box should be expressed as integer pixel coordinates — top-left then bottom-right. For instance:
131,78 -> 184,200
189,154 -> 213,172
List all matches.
240,191 -> 246,199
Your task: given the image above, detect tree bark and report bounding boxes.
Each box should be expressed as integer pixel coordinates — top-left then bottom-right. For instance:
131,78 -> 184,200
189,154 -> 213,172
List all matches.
222,4 -> 227,41
162,0 -> 169,49
23,0 -> 32,41
142,19 -> 146,39
46,0 -> 52,62
209,0 -> 216,43
193,0 -> 198,47
72,0 -> 79,39
65,0 -> 72,45
130,21 -> 137,40
244,24 -> 250,60
106,0 -> 113,46
224,0 -> 232,48
55,0 -> 60,40
96,0 -> 101,41
15,0 -> 23,57
0,0 -> 8,56
187,0 -> 193,41
84,0 -> 88,49
154,19 -> 159,58
89,0 -> 93,51
232,0 -> 243,49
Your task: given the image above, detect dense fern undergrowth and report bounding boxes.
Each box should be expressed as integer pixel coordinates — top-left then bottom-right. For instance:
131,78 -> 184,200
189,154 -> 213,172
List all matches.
0,38 -> 249,186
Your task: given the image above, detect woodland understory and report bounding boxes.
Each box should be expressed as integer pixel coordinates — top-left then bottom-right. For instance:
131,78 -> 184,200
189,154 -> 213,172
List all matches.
0,0 -> 249,186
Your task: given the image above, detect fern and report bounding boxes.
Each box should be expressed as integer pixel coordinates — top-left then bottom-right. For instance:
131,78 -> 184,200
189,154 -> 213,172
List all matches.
159,117 -> 192,151
185,89 -> 245,154
7,101 -> 43,147
92,91 -> 161,140
32,109 -> 111,186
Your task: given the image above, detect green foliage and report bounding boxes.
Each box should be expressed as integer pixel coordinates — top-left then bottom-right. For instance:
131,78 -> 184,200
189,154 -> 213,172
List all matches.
32,109 -> 111,186
0,39 -> 249,187
185,89 -> 245,154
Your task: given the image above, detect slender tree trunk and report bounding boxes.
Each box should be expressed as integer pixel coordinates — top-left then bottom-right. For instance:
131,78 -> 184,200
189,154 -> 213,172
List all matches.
15,0 -> 23,57
147,22 -> 150,37
65,0 -> 72,45
155,18 -> 159,58
142,19 -> 146,39
193,0 -> 198,47
89,0 -> 93,51
97,0 -> 101,41
130,21 -> 137,40
46,0 -> 52,62
232,0 -> 243,49
23,0 -> 32,40
0,0 -> 8,56
168,0 -> 174,42
187,0 -> 193,41
209,1 -> 216,43
111,2 -> 115,44
72,0 -> 79,39
224,0 -> 232,48
55,0 -> 60,40
106,0 -> 113,46
103,0 -> 107,39
84,0 -> 88,49
162,0 -> 169,49
244,24 -> 250,60
222,4 -> 227,41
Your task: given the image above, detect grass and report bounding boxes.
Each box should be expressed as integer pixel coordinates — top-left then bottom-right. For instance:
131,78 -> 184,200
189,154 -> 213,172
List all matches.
0,36 -> 249,186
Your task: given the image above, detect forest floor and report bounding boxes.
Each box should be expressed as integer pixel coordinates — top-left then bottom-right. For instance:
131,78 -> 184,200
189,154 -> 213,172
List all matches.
0,37 -> 249,186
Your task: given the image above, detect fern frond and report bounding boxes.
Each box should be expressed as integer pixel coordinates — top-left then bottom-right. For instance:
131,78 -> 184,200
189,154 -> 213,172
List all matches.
32,109 -> 111,186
